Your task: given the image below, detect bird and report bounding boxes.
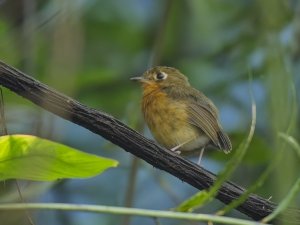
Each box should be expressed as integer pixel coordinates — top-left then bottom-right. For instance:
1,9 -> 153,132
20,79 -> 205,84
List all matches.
131,66 -> 232,164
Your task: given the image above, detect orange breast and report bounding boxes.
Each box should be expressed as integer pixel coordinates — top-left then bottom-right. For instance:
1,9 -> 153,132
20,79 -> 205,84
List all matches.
141,83 -> 201,150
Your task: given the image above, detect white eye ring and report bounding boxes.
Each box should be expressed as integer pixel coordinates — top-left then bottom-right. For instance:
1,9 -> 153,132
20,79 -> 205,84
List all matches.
155,72 -> 168,80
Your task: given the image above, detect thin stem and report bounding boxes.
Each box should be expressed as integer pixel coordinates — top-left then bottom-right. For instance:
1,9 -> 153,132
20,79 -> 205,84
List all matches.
122,156 -> 140,225
261,177 -> 300,223
0,203 -> 267,225
149,0 -> 173,67
0,88 -> 8,135
15,181 -> 35,225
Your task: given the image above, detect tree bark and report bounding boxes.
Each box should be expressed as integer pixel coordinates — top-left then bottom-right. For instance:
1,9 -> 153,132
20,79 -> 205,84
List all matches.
0,61 -> 299,223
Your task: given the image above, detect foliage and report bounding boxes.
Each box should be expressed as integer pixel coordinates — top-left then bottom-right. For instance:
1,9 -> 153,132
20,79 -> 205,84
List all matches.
0,135 -> 118,181
0,0 -> 299,225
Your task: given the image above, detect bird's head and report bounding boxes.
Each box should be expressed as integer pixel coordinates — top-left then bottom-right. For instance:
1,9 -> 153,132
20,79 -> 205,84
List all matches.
131,66 -> 190,90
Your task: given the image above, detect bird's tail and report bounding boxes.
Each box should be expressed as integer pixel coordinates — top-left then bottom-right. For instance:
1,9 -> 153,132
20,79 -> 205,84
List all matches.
217,131 -> 232,154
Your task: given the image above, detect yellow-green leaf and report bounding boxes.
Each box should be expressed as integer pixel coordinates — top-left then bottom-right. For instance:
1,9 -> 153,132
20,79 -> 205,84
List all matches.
175,191 -> 210,212
0,135 -> 118,181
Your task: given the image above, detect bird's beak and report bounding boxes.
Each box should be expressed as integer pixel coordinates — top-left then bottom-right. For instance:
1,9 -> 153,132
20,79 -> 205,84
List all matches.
130,76 -> 147,82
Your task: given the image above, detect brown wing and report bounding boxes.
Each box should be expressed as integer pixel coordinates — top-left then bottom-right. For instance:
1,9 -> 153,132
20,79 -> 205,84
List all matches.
188,103 -> 219,144
186,90 -> 232,153
162,86 -> 232,152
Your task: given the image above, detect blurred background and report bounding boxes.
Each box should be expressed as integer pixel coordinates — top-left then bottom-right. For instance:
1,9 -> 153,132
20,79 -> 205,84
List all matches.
0,0 -> 299,224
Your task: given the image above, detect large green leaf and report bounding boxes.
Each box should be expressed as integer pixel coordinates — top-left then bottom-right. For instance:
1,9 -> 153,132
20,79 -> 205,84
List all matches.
0,135 -> 118,181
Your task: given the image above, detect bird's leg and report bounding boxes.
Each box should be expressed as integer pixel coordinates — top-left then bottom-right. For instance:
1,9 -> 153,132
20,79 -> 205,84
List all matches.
197,147 -> 205,165
170,139 -> 193,154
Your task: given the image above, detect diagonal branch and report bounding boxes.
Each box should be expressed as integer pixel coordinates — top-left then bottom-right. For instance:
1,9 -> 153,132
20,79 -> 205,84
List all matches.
0,61 -> 299,223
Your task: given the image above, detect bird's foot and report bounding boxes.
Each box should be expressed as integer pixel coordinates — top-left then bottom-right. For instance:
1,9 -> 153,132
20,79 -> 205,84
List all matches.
170,139 -> 193,155
170,146 -> 181,154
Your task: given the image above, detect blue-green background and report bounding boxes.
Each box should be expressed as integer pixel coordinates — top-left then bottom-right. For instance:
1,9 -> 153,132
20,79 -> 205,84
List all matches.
0,0 -> 299,224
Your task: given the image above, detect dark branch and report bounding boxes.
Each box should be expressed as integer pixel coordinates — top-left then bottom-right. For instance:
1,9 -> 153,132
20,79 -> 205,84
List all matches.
0,61 -> 299,223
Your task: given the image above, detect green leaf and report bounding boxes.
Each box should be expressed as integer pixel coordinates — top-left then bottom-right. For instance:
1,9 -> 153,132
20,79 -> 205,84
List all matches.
175,191 -> 210,212
0,135 -> 118,181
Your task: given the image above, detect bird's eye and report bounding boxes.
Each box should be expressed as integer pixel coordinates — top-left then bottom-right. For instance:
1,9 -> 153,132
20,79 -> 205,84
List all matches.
155,72 -> 167,80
